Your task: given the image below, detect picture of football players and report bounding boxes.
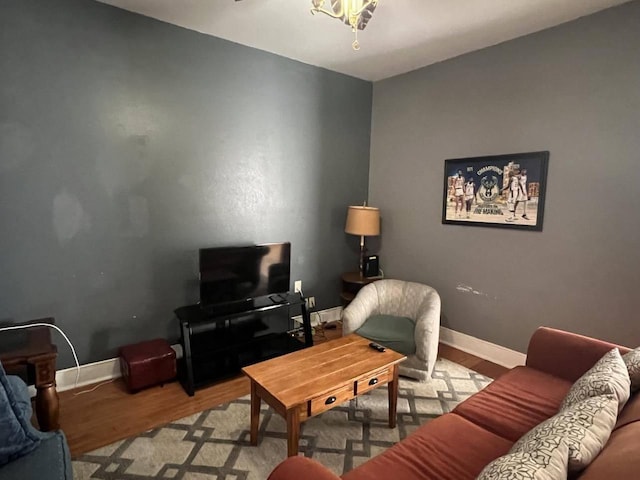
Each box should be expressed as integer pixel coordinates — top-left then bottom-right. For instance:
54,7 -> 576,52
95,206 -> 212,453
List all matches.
519,168 -> 529,220
464,177 -> 475,219
501,168 -> 530,222
453,170 -> 465,218
502,169 -> 521,222
443,152 -> 547,230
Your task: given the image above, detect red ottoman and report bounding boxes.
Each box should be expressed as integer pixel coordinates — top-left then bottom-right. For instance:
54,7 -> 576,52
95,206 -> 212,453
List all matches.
119,339 -> 176,392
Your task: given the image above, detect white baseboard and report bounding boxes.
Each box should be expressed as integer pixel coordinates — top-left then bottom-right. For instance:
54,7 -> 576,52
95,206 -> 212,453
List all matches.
56,358 -> 122,393
55,344 -> 182,393
292,306 -> 343,327
54,311 -> 524,392
317,306 -> 343,324
439,326 -> 526,368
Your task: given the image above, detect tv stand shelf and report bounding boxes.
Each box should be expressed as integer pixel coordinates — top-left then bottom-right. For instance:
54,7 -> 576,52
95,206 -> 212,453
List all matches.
175,292 -> 312,396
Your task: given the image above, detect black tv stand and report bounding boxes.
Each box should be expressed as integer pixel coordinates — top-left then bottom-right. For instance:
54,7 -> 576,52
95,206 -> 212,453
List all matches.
175,292 -> 313,396
268,293 -> 289,304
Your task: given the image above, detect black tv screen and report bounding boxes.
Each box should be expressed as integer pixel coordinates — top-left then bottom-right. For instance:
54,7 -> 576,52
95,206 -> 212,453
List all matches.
199,242 -> 291,306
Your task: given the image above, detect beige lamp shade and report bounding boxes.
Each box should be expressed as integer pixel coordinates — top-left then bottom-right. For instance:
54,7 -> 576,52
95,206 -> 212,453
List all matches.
345,206 -> 380,236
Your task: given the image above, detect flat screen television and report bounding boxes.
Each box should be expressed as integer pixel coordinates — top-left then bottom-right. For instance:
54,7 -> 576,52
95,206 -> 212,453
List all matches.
199,242 -> 291,307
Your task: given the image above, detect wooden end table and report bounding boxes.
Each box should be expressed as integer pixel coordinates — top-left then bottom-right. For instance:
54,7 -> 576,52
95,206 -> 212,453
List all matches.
242,334 -> 406,457
0,319 -> 60,431
340,272 -> 382,306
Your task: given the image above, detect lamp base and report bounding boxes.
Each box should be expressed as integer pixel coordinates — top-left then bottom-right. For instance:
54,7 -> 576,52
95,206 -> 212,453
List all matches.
358,235 -> 365,277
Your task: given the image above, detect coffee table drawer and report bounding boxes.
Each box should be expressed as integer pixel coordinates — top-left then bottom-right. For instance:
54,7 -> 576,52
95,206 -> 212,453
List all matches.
356,367 -> 391,395
309,383 -> 354,417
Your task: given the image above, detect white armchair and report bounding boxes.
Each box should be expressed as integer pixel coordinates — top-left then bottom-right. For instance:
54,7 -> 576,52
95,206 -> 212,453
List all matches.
343,279 -> 441,381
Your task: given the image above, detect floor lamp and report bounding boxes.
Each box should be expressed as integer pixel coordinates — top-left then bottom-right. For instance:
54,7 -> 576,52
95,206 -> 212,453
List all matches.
345,205 -> 380,277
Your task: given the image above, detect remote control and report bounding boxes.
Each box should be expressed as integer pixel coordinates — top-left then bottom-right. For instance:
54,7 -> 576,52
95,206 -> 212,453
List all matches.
369,342 -> 386,352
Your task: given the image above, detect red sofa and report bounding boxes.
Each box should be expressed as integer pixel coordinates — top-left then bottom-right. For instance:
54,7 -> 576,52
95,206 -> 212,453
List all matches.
267,327 -> 639,480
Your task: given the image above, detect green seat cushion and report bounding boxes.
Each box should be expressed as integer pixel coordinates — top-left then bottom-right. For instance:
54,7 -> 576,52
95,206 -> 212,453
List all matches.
355,314 -> 416,356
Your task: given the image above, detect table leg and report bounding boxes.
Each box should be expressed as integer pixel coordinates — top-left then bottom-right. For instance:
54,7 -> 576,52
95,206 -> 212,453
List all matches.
34,360 -> 59,431
35,383 -> 59,431
250,380 -> 260,446
388,364 -> 399,429
286,408 -> 300,457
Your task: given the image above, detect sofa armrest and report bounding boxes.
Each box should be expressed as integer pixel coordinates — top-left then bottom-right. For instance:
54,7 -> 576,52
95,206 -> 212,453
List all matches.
526,327 -> 630,383
6,375 -> 33,421
0,431 -> 72,480
268,456 -> 342,480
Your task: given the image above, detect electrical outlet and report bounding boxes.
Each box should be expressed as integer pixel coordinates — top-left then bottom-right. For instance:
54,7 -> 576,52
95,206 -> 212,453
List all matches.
294,280 -> 302,293
306,296 -> 316,309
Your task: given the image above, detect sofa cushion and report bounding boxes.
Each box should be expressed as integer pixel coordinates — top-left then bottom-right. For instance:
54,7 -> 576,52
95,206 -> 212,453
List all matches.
560,349 -> 630,412
477,440 -> 569,480
577,420 -> 640,480
0,362 -> 41,466
354,314 -> 416,356
267,456 -> 341,480
623,347 -> 640,393
342,413 -> 512,480
453,366 -> 572,442
511,395 -> 618,472
615,392 -> 640,430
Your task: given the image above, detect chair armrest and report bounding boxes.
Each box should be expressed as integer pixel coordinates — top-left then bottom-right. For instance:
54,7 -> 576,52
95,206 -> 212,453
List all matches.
525,327 -> 630,382
342,283 -> 379,334
268,456 -> 342,480
414,288 -> 441,363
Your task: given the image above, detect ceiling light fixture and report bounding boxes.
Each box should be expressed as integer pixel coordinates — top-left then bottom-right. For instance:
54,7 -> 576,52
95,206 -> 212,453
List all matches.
310,0 -> 379,51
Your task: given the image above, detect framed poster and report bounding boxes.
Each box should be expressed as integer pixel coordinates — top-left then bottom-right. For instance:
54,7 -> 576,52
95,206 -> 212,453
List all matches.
442,151 -> 549,231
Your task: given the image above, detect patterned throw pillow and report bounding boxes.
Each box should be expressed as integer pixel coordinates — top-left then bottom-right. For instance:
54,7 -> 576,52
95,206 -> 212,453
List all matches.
560,349 -> 630,411
476,440 -> 569,480
512,395 -> 618,472
623,347 -> 640,393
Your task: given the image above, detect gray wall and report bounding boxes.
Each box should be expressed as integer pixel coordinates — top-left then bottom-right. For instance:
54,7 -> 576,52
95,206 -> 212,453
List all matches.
369,1 -> 640,352
0,0 -> 372,366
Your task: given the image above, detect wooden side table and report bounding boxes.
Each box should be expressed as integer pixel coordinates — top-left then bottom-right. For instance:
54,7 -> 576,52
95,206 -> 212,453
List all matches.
340,271 -> 382,306
0,318 -> 60,431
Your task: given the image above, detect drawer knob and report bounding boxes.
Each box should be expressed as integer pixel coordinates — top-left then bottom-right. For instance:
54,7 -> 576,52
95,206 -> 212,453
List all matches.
325,396 -> 337,405
369,378 -> 378,386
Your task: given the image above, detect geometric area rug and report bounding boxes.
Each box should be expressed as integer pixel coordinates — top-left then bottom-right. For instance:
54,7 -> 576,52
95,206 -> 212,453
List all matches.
72,359 -> 491,480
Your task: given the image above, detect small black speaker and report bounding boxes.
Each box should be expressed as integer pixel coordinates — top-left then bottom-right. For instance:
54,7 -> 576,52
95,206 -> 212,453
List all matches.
363,255 -> 380,278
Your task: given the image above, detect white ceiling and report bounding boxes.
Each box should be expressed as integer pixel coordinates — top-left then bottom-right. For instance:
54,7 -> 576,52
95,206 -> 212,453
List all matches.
97,0 -> 630,81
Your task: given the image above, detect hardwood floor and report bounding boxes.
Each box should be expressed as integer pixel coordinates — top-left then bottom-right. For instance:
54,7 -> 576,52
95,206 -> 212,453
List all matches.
437,343 -> 510,380
59,324 -> 508,458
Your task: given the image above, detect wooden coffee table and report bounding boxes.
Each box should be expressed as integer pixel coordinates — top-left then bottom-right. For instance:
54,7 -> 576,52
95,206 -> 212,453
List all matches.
242,334 -> 406,457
